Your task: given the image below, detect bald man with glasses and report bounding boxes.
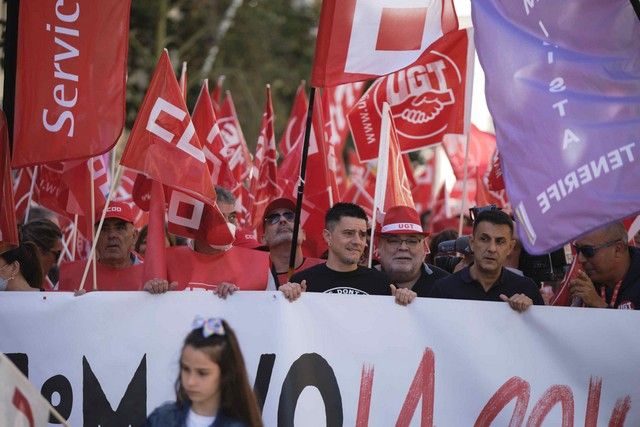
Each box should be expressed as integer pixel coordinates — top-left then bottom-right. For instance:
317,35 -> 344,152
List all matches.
570,221 -> 640,309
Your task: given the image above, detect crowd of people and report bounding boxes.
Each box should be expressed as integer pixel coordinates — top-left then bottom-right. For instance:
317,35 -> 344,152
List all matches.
4,185 -> 640,311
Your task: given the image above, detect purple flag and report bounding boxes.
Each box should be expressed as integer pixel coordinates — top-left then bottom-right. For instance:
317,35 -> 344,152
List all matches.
472,0 -> 640,254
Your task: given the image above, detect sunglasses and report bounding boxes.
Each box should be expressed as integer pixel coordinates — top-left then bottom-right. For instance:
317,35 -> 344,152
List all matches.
572,239 -> 620,258
264,211 -> 295,225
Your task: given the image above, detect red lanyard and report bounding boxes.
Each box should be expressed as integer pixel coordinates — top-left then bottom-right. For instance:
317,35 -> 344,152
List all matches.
600,280 -> 623,308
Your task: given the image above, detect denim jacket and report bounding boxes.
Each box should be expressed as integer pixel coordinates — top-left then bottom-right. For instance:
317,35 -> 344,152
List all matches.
144,402 -> 248,427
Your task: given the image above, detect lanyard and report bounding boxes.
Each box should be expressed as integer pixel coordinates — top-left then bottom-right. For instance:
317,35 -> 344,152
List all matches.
600,280 -> 623,308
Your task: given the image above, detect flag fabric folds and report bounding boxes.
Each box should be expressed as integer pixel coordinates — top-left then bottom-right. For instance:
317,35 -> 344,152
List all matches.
472,0 -> 640,254
0,111 -> 18,253
348,28 -> 474,162
12,0 -> 131,167
311,0 -> 458,87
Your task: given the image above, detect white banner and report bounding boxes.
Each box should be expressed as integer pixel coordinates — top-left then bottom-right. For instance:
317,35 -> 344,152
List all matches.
1,292 -> 639,426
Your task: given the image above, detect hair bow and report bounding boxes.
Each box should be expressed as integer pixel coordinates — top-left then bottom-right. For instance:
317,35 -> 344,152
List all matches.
191,316 -> 226,338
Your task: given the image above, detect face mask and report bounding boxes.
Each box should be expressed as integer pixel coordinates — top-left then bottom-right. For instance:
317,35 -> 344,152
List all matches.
208,222 -> 237,252
0,276 -> 7,291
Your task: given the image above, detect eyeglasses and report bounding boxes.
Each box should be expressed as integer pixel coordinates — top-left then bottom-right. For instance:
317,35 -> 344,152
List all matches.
264,211 -> 295,225
572,239 -> 621,258
381,236 -> 423,249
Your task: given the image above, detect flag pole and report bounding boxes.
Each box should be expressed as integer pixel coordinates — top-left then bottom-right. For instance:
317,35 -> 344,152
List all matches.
288,86 -> 315,278
458,133 -> 470,236
23,166 -> 38,223
78,165 -> 123,291
89,158 -> 98,290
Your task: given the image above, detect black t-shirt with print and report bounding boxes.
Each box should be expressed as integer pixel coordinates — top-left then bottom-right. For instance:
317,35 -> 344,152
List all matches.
291,263 -> 390,295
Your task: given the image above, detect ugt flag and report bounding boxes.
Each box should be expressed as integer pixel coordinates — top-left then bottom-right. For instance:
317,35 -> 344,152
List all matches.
311,0 -> 458,87
473,0 -> 640,254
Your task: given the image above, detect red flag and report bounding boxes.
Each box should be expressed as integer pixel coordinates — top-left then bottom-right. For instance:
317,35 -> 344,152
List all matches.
486,148 -> 506,192
311,0 -> 458,87
12,168 -> 34,223
0,111 -> 18,252
192,80 -> 237,191
373,103 -> 415,227
301,95 -> 341,257
210,75 -> 225,116
120,50 -> 216,206
550,254 -> 582,307
343,164 -> 376,219
442,125 -> 495,180
12,0 -> 130,167
322,82 -> 365,194
248,86 -> 279,229
278,81 -> 308,156
348,28 -> 473,162
411,151 -> 436,215
218,92 -> 252,184
143,180 -> 167,282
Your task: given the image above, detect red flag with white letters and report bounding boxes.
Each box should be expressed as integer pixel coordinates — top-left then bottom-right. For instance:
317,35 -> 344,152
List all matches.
120,50 -> 216,206
344,151 -> 376,219
311,0 -> 458,87
348,28 -> 473,162
0,111 -> 18,252
12,0 -> 131,167
248,86 -> 279,229
121,51 -> 233,245
192,80 -> 238,192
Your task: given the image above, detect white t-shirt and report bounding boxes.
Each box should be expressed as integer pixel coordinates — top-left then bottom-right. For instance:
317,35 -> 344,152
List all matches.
186,409 -> 216,427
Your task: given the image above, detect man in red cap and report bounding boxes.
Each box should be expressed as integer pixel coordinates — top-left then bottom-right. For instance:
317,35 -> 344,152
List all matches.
261,197 -> 323,288
96,201 -> 141,268
376,205 -> 449,305
59,201 -> 144,291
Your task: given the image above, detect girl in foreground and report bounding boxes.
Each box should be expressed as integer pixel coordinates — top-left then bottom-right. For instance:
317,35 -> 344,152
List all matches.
145,317 -> 263,427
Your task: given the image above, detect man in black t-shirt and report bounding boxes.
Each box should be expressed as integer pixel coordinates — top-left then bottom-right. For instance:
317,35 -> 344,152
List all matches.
282,203 -> 390,299
376,205 -> 449,305
432,208 -> 544,312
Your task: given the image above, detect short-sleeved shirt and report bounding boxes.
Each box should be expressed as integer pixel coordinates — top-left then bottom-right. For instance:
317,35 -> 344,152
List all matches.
290,263 -> 390,295
431,265 -> 544,305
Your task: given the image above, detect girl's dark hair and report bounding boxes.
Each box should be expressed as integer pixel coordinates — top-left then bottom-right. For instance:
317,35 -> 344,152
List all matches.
175,319 -> 263,427
1,241 -> 44,289
135,224 -> 176,254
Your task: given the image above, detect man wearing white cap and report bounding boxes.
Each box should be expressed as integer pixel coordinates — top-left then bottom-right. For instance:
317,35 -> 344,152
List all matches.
376,205 -> 449,305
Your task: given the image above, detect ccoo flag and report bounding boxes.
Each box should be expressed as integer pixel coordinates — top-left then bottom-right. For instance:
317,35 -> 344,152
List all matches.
473,0 -> 640,254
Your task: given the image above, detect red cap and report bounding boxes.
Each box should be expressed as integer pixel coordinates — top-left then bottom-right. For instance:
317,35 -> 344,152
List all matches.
99,201 -> 135,224
380,205 -> 427,236
233,227 -> 262,250
262,197 -> 296,223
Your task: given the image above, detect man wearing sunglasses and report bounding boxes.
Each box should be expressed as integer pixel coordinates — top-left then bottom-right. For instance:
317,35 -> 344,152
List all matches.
376,205 -> 449,305
261,197 -> 323,288
431,208 -> 544,312
570,222 -> 640,309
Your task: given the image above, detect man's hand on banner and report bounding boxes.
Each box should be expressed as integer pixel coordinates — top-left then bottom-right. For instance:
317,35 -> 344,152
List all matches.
390,284 -> 416,306
143,279 -> 178,294
499,293 -> 533,312
280,280 -> 307,302
569,271 -> 607,308
214,282 -> 239,299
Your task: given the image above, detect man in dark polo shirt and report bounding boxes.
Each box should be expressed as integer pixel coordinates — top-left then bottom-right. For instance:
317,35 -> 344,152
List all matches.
431,208 -> 543,312
376,205 -> 449,305
569,221 -> 640,309
281,203 -> 390,299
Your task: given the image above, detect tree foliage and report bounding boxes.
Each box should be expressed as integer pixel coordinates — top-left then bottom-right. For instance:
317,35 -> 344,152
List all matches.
127,0 -> 319,152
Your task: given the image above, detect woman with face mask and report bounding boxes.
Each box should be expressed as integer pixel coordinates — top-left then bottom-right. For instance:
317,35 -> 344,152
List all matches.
0,242 -> 44,291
